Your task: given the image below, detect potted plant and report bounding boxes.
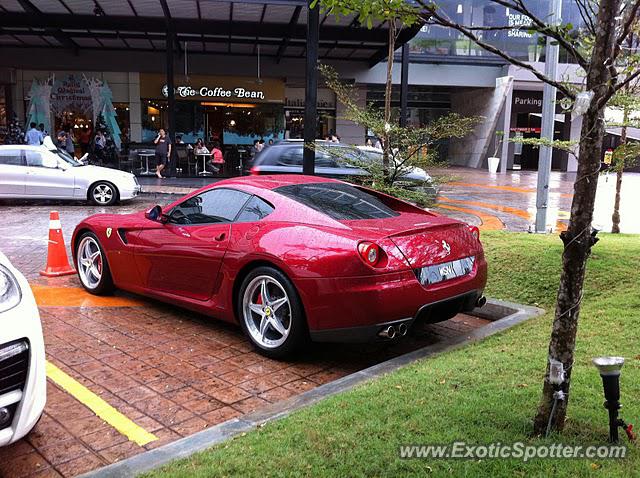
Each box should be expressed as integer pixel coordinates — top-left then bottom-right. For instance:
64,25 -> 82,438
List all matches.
488,130 -> 503,173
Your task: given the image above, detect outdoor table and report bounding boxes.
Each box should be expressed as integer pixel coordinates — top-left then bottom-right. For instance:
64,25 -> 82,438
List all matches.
138,152 -> 155,176
196,152 -> 213,176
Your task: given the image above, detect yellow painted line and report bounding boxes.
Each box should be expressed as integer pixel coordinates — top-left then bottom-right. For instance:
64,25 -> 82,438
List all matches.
439,196 -> 533,221
46,361 -> 158,446
32,285 -> 144,307
436,203 -> 505,231
449,182 -> 573,198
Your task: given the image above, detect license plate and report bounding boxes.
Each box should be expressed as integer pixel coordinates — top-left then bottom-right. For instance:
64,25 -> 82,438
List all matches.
415,256 -> 475,285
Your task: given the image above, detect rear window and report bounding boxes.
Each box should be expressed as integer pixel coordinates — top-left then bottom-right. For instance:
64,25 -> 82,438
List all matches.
275,182 -> 399,220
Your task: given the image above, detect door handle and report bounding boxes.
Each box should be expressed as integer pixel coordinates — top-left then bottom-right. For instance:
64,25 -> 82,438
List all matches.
214,232 -> 226,241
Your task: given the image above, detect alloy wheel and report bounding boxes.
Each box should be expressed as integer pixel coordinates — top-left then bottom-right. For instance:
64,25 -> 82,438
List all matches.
92,183 -> 114,204
78,236 -> 103,289
242,275 -> 292,349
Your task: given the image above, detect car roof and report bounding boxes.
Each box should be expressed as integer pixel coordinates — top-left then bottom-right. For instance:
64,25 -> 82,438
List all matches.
0,145 -> 47,151
357,146 -> 383,153
212,174 -> 341,191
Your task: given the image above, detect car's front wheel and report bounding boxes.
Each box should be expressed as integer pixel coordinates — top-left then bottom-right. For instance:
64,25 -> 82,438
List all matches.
89,181 -> 118,206
238,267 -> 307,358
76,232 -> 114,295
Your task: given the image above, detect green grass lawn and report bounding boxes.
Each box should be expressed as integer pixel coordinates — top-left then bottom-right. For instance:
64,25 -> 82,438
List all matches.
144,231 -> 640,478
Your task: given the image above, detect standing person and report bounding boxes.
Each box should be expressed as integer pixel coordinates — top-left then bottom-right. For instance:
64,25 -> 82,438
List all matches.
153,128 -> 171,179
25,122 -> 42,145
250,139 -> 260,158
38,123 -> 48,139
79,126 -> 91,155
63,125 -> 75,155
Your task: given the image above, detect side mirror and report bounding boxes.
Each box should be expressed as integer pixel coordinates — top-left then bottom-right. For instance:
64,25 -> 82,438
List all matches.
145,205 -> 168,223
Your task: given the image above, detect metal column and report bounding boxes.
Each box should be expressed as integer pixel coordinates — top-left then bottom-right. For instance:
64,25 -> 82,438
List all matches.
303,0 -> 319,175
400,43 -> 409,127
166,31 -> 176,143
535,0 -> 562,232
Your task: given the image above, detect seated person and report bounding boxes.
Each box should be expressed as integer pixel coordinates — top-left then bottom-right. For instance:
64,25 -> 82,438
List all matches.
194,138 -> 209,155
206,141 -> 225,174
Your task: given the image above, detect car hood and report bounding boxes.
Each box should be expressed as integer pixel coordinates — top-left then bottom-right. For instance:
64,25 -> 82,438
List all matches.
69,165 -> 135,182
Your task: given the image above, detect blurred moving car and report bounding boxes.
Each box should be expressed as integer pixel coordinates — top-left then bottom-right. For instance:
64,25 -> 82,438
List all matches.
248,140 -> 432,185
0,251 -> 46,446
0,145 -> 141,206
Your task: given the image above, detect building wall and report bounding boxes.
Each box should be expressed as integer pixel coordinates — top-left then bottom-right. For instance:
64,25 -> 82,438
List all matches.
449,77 -> 513,168
336,85 -> 366,145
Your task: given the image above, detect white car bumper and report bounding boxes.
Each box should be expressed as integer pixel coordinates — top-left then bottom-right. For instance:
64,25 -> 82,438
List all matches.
120,183 -> 142,201
0,256 -> 46,447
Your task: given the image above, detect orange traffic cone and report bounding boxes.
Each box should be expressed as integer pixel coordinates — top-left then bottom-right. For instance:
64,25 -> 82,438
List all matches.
40,211 -> 76,277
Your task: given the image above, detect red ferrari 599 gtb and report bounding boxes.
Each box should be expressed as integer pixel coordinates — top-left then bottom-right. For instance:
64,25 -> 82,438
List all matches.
72,175 -> 487,358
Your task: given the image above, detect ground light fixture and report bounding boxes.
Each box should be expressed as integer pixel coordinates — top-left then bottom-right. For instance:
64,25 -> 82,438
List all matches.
592,356 -> 636,443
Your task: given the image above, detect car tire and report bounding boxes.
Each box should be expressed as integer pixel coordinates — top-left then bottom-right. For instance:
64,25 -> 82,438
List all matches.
237,266 -> 308,359
89,181 -> 118,206
76,232 -> 115,296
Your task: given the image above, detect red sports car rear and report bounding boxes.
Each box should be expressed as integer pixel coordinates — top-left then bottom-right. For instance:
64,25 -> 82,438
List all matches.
72,175 -> 487,358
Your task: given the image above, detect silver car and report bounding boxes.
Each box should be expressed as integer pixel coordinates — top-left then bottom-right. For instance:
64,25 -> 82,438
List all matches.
248,140 -> 432,184
0,145 -> 141,206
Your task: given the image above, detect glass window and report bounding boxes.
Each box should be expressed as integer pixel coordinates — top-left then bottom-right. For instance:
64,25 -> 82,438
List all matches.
275,182 -> 399,220
25,150 -> 45,167
0,149 -> 23,166
169,188 -> 250,225
236,196 -> 275,222
277,145 -> 304,166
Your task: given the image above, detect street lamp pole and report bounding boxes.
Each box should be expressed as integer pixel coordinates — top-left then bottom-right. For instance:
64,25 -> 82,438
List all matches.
535,0 -> 562,233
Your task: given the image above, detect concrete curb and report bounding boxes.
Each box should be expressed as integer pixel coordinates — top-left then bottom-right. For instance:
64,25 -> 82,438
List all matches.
79,298 -> 544,478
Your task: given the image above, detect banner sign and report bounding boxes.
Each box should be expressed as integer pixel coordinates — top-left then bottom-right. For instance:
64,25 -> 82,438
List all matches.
51,74 -> 92,116
141,74 -> 284,103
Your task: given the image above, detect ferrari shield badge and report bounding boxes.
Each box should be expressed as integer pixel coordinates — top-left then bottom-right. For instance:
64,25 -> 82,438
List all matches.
106,227 -> 112,238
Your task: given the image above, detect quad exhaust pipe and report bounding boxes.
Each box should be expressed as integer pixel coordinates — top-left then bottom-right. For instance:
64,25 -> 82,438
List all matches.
378,322 -> 409,340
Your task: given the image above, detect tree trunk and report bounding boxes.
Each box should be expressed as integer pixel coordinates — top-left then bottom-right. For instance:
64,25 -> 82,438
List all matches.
532,0 -> 620,436
611,108 -> 628,234
382,19 -> 396,179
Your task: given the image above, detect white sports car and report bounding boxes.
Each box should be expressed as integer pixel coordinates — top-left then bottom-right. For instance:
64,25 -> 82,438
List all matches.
0,251 -> 46,446
0,144 -> 141,206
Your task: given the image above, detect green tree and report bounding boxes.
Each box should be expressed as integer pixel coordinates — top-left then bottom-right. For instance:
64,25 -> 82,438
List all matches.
312,0 -> 419,172
606,45 -> 640,233
318,63 -> 480,206
319,0 -> 640,436
420,0 -> 640,436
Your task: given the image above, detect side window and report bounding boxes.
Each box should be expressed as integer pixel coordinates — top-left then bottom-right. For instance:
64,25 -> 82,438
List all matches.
236,196 -> 275,222
25,150 -> 45,167
277,146 -> 304,166
315,149 -> 339,168
0,150 -> 23,166
168,188 -> 250,225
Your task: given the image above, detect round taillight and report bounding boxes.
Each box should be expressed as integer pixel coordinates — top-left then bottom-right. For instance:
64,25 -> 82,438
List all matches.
367,246 -> 378,264
468,225 -> 480,241
358,242 -> 381,267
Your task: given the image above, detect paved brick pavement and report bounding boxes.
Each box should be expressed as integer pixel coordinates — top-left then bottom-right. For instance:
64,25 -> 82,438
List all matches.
0,196 -> 491,478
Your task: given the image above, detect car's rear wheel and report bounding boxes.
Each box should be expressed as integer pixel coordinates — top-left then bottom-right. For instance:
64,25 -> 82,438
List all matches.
238,267 -> 307,358
89,181 -> 118,206
76,232 -> 114,295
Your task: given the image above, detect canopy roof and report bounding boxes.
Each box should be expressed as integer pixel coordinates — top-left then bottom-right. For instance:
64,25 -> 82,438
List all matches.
0,0 -> 421,65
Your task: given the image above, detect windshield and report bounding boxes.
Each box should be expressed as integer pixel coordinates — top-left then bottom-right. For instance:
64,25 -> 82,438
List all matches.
54,149 -> 83,167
